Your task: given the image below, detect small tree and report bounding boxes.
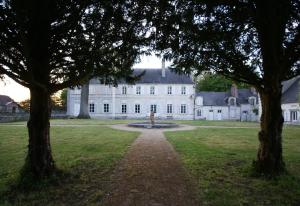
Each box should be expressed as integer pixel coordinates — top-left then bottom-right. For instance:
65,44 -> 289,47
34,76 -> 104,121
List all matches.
0,0 -> 148,180
60,89 -> 67,109
152,0 -> 300,175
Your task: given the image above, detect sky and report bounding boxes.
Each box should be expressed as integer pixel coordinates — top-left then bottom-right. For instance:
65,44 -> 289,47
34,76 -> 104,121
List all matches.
0,55 -> 172,102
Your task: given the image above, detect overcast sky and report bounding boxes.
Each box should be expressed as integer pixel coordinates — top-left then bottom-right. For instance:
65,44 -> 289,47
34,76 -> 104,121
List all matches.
0,55 -> 172,102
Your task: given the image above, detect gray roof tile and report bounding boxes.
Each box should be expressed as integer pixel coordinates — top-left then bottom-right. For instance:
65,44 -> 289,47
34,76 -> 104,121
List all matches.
0,95 -> 13,106
282,76 -> 300,104
197,89 -> 258,106
90,69 -> 193,84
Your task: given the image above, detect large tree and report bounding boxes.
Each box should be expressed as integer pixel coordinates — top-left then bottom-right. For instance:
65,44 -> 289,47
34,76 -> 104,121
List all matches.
0,0 -> 148,180
151,0 -> 300,175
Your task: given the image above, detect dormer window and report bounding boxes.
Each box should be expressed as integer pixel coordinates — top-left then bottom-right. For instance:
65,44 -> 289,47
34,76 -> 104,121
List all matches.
136,86 -> 141,95
196,97 -> 203,106
150,86 -> 155,95
167,86 -> 172,94
122,86 -> 127,95
181,86 -> 186,95
228,97 -> 236,106
249,97 -> 256,105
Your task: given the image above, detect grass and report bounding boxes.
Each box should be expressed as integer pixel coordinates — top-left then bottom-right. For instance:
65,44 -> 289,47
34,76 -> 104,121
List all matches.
1,118 -> 138,125
173,120 -> 260,127
0,124 -> 139,206
165,126 -> 300,206
3,118 -> 261,127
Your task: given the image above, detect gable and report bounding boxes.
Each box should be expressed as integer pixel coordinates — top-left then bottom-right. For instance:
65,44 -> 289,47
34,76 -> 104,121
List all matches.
282,77 -> 300,104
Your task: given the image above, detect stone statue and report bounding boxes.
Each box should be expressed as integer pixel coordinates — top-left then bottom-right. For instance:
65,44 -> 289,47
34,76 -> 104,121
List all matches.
150,111 -> 155,126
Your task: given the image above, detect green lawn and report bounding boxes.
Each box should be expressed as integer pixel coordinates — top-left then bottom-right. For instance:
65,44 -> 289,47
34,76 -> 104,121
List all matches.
3,119 -> 261,127
1,118 -> 138,125
0,124 -> 139,206
165,126 -> 300,206
173,120 -> 260,127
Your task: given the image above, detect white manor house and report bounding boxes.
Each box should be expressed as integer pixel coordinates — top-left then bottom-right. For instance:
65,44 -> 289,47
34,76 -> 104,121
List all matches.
67,68 -> 300,123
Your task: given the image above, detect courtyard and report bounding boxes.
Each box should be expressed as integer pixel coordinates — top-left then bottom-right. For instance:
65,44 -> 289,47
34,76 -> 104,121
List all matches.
0,119 -> 299,206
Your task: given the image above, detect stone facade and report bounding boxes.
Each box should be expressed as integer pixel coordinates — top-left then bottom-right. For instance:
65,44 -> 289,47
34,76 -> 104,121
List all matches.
195,86 -> 259,121
67,69 -> 195,120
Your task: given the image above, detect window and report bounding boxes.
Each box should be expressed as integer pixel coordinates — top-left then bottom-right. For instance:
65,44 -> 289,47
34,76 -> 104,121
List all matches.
136,86 -> 141,95
229,97 -> 236,106
150,86 -> 155,95
209,110 -> 213,112
249,97 -> 256,105
217,110 -> 222,113
122,86 -> 127,95
167,86 -> 172,95
135,104 -> 140,113
150,104 -> 157,113
291,111 -> 298,121
181,86 -> 186,95
122,104 -> 127,114
89,103 -> 95,113
197,110 -> 202,116
180,104 -> 187,114
104,104 -> 109,113
167,104 -> 173,114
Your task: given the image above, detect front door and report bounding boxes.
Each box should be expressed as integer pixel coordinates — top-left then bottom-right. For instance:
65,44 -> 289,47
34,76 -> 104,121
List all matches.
208,110 -> 214,120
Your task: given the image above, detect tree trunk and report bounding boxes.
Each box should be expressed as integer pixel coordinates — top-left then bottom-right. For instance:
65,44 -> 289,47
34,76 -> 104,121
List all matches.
77,82 -> 91,119
24,88 -> 55,179
254,86 -> 285,175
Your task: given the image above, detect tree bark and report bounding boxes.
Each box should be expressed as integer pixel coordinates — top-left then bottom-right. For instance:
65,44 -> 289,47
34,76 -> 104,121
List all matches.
24,88 -> 55,179
254,85 -> 285,175
77,82 -> 91,119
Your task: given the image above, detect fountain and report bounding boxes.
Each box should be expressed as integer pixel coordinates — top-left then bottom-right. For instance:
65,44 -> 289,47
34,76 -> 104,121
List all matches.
128,112 -> 179,129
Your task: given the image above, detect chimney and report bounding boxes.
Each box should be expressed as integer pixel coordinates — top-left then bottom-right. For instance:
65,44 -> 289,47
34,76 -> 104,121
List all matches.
231,84 -> 238,97
161,58 -> 166,78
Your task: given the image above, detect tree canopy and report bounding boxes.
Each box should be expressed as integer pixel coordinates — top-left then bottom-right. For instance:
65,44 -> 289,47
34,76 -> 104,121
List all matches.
150,0 -> 300,175
196,73 -> 248,92
0,0 -> 150,179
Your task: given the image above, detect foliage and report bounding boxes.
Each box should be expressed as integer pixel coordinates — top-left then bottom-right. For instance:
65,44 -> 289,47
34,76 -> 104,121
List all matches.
196,73 -> 248,92
149,0 -> 300,175
19,99 -> 30,112
0,0 -> 149,92
165,126 -> 300,206
19,95 -> 66,112
60,89 -> 67,108
151,0 -> 300,84
0,124 -> 139,205
0,0 -> 151,179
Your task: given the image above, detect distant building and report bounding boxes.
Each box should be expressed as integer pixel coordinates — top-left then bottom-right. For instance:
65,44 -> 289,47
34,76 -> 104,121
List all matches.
0,95 -> 22,113
281,76 -> 300,123
195,85 -> 259,121
67,65 -> 299,122
67,67 -> 195,120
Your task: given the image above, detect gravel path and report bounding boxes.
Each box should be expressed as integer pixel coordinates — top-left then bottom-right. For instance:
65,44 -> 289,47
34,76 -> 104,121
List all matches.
101,124 -> 199,206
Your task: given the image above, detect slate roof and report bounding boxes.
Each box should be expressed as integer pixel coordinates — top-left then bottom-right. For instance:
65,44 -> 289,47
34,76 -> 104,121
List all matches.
281,76 -> 300,104
90,69 -> 193,84
197,92 -> 227,106
196,76 -> 300,106
196,89 -> 258,106
0,95 -> 14,106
